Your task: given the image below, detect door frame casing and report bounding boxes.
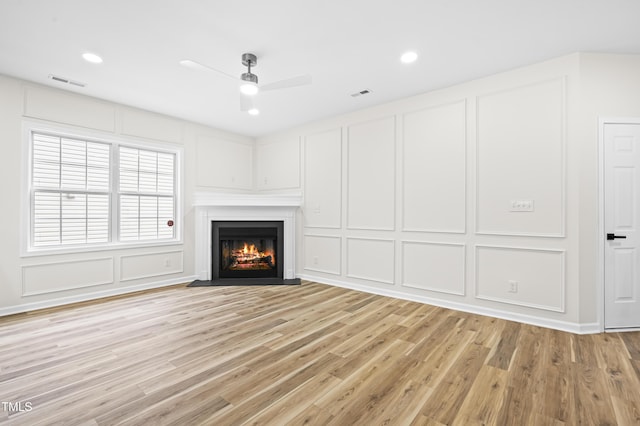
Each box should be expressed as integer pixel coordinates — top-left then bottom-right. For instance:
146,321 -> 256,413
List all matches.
598,117 -> 640,332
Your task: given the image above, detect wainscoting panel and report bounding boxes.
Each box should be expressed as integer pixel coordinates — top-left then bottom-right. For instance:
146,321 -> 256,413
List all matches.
476,245 -> 565,312
347,117 -> 396,230
402,100 -> 466,233
303,235 -> 341,275
196,136 -> 253,189
304,128 -> 342,228
22,257 -> 114,296
24,86 -> 116,132
121,108 -> 182,143
120,250 -> 184,282
346,238 -> 395,285
476,78 -> 565,237
256,137 -> 301,190
401,241 -> 466,295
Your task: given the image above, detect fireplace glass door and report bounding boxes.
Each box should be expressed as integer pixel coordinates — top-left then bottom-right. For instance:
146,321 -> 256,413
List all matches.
212,221 -> 283,279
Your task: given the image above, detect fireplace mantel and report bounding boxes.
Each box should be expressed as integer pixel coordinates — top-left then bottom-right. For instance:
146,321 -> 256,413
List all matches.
193,192 -> 302,281
193,192 -> 303,208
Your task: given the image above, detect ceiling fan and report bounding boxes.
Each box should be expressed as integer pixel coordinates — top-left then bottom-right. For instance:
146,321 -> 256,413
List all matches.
180,53 -> 312,115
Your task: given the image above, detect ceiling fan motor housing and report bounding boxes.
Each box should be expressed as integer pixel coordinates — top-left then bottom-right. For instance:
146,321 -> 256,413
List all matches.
241,53 -> 257,67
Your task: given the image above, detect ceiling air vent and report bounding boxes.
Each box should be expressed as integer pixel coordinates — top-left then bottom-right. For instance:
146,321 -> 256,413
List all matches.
48,74 -> 86,88
351,89 -> 371,98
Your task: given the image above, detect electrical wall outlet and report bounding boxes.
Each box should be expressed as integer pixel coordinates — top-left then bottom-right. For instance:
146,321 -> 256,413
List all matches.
508,280 -> 518,293
510,199 -> 534,212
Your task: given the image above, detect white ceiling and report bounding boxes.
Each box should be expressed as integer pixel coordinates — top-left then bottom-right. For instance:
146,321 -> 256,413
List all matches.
1,0 -> 640,138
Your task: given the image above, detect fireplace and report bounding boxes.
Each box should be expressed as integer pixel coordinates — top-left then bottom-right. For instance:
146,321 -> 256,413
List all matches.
212,221 -> 284,279
192,192 -> 302,284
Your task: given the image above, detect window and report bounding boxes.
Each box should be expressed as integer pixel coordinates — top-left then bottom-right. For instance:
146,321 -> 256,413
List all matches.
26,126 -> 180,253
118,146 -> 175,241
31,134 -> 111,246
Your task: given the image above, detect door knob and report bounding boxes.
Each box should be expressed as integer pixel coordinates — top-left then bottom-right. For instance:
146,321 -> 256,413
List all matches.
607,233 -> 627,240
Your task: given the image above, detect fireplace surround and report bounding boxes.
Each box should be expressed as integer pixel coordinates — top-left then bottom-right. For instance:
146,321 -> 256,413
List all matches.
193,192 -> 302,283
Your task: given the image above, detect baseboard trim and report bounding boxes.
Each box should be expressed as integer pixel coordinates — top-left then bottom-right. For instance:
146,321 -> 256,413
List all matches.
579,323 -> 603,334
0,275 -> 198,317
2,273 -> 604,335
605,326 -> 640,333
299,274 -> 602,335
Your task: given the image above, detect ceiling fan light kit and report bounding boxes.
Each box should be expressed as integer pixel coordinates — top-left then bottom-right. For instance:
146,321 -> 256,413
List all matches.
240,74 -> 259,96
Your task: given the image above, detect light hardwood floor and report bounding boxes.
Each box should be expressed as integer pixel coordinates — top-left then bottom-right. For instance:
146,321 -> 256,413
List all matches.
1,281 -> 639,425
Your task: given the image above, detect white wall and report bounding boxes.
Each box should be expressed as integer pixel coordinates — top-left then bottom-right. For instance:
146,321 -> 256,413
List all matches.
577,53 -> 640,324
4,53 -> 640,332
255,53 -> 640,333
0,75 -> 253,315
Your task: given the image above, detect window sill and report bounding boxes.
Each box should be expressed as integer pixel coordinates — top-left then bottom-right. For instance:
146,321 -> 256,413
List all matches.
21,239 -> 183,258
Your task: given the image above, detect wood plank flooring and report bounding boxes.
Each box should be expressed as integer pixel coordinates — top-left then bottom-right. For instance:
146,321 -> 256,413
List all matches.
1,281 -> 639,425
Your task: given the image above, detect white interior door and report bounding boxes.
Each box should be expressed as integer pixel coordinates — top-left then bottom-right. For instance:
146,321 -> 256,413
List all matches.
604,122 -> 640,329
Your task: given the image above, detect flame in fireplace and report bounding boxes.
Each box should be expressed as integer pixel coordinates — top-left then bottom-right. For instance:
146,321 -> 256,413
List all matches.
243,243 -> 259,255
219,237 -> 277,272
229,242 -> 274,269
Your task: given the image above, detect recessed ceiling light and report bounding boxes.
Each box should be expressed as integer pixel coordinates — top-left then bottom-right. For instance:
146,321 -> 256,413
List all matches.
179,59 -> 197,68
82,52 -> 103,64
400,51 -> 418,64
248,108 -> 260,116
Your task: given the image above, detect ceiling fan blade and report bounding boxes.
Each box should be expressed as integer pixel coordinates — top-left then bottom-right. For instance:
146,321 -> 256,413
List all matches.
179,59 -> 237,81
240,93 -> 255,112
261,74 -> 312,91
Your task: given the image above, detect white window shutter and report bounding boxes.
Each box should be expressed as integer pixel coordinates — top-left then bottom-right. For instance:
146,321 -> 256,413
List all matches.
31,133 -> 110,247
117,146 -> 175,242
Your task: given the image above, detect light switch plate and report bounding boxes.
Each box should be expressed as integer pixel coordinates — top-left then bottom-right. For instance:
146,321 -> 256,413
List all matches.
510,199 -> 534,212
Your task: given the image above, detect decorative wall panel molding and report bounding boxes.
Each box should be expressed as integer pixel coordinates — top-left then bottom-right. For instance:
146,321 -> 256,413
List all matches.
304,129 -> 342,229
22,257 -> 114,296
256,137 -> 301,190
346,237 -> 395,284
402,100 -> 466,233
196,136 -> 253,189
303,235 -> 341,275
476,78 -> 566,237
24,86 -> 116,132
475,245 -> 565,312
120,250 -> 183,282
401,241 -> 466,295
347,117 -> 396,231
121,108 -> 182,143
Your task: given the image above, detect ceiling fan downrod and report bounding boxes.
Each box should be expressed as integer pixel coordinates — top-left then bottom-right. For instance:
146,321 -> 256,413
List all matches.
241,53 -> 258,85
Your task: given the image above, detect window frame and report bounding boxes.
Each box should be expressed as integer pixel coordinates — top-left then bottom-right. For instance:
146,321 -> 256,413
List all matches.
21,121 -> 183,257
